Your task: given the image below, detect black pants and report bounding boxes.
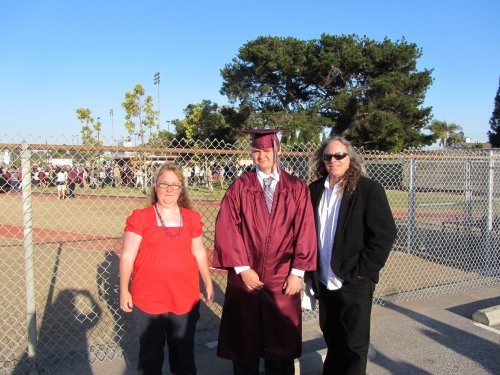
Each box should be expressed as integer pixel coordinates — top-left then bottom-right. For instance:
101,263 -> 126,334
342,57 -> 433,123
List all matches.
133,303 -> 200,375
233,359 -> 294,375
319,278 -> 375,375
67,182 -> 75,197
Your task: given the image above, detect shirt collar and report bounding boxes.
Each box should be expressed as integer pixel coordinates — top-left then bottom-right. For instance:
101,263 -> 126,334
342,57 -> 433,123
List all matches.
324,175 -> 341,191
256,167 -> 280,182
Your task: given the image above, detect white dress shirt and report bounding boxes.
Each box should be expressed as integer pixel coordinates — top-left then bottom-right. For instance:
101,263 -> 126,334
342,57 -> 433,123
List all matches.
317,175 -> 344,290
234,167 -> 304,278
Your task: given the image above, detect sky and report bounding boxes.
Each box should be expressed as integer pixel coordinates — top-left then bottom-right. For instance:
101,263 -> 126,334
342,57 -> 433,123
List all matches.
1,0 -> 498,145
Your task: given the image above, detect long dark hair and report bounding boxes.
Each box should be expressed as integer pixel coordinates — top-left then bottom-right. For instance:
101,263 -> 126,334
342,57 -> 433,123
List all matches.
150,162 -> 193,210
312,136 -> 364,196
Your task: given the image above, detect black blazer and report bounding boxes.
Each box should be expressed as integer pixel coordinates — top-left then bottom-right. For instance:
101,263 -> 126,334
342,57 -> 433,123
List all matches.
309,175 -> 397,285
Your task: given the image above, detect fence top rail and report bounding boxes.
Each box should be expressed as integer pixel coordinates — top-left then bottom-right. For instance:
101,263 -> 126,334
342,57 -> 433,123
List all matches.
0,143 -> 499,160
0,143 -> 315,157
365,154 -> 500,161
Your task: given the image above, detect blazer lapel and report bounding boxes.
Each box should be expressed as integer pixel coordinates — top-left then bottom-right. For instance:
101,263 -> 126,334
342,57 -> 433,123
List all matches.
311,178 -> 326,212
332,189 -> 355,252
309,179 -> 325,295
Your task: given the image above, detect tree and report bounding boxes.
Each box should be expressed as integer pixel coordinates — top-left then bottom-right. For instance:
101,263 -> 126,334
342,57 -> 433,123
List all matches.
447,130 -> 466,148
219,104 -> 261,142
121,84 -> 159,145
425,120 -> 465,148
76,108 -> 101,145
94,118 -> 102,141
487,78 -> 500,147
75,108 -> 103,167
221,36 -> 324,144
220,34 -> 434,152
152,129 -> 176,147
173,100 -> 243,145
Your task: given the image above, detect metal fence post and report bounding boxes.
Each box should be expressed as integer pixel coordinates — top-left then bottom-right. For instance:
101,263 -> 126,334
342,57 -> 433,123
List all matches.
407,157 -> 416,253
484,150 -> 495,275
464,159 -> 473,233
21,142 -> 38,374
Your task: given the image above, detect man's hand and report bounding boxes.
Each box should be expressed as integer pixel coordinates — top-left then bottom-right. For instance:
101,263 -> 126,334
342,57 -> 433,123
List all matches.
283,274 -> 302,295
240,269 -> 264,291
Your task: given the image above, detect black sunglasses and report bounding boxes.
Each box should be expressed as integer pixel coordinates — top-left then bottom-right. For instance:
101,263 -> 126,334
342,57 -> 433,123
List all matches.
323,152 -> 349,161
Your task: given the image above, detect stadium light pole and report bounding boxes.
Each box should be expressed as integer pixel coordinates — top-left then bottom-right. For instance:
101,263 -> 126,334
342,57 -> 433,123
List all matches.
109,108 -> 114,144
154,72 -> 160,129
166,120 -> 173,133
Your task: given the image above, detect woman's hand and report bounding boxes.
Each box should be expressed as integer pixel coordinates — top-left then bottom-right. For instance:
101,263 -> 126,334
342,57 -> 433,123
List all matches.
119,231 -> 141,313
191,235 -> 216,301
120,290 -> 134,312
204,280 -> 214,302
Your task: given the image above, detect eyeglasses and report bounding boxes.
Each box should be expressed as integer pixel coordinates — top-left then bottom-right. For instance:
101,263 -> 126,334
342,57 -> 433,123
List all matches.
157,183 -> 182,191
323,152 -> 349,162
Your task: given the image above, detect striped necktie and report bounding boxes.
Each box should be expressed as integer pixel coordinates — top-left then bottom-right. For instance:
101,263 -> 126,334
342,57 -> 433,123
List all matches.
263,176 -> 274,213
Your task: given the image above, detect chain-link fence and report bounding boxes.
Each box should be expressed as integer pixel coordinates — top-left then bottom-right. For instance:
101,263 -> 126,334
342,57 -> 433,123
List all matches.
1,137 -> 498,374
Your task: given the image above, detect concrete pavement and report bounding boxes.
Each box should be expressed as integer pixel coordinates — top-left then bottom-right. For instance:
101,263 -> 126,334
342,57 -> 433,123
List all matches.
64,284 -> 500,374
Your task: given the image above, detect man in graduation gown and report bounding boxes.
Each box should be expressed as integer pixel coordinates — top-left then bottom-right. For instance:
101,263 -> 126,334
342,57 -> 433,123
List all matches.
213,128 -> 317,375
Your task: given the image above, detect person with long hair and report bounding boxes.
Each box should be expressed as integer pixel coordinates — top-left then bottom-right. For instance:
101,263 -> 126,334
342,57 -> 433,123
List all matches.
308,136 -> 397,375
120,162 -> 214,375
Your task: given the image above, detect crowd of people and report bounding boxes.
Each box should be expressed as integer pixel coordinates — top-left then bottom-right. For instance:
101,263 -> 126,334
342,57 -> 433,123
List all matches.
1,163 -> 99,198
0,165 -> 21,193
0,160 -> 264,197
0,161 -> 159,194
180,162 -> 256,191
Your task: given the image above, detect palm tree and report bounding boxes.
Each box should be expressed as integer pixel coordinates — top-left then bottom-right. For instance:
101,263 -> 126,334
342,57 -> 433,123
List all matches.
425,120 -> 464,148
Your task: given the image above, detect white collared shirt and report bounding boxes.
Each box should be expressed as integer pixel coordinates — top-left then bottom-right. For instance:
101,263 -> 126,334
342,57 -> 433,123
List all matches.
317,175 -> 344,290
234,167 -> 304,278
256,167 -> 280,190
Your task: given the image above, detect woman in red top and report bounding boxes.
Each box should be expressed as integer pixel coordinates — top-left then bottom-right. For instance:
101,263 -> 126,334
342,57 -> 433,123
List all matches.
120,162 -> 213,375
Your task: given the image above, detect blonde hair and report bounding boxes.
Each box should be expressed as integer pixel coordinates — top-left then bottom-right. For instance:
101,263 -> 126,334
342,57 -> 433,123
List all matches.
149,162 -> 193,209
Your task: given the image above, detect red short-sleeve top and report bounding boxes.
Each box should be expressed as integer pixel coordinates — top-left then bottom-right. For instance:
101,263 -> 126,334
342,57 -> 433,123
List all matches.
125,205 -> 203,314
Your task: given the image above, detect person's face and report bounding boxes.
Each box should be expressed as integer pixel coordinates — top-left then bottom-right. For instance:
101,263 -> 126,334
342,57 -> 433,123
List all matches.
251,147 -> 275,174
156,170 -> 182,207
323,140 -> 350,184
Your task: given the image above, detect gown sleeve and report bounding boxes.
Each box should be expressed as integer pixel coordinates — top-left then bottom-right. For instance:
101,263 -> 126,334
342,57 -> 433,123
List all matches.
212,182 -> 249,269
290,179 -> 317,271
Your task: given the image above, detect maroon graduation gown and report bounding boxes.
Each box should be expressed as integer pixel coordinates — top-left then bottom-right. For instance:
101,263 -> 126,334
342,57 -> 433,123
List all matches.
213,170 -> 317,361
